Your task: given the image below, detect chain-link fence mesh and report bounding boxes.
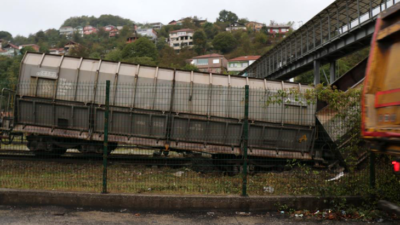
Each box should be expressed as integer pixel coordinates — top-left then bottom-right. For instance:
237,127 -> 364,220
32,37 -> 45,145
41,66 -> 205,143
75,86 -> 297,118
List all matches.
0,80 -> 397,200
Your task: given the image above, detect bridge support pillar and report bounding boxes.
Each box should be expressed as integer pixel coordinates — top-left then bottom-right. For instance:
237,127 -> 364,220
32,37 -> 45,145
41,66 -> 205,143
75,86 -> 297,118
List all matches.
313,60 -> 320,85
330,61 -> 336,84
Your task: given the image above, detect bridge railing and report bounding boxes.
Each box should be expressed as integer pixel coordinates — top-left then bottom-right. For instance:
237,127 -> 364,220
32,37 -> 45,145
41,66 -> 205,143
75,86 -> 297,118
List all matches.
242,0 -> 399,79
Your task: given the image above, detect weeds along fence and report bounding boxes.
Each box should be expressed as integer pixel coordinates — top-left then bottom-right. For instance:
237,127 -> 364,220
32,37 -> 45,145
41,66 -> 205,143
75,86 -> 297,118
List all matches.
0,81 -> 398,200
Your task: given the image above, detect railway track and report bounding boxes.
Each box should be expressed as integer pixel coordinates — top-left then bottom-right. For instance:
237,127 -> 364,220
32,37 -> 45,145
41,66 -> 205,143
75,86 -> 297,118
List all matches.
0,149 -> 193,166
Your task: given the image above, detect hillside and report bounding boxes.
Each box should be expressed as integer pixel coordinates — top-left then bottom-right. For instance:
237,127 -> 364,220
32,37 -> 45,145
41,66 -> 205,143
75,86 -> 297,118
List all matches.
0,11 -> 368,85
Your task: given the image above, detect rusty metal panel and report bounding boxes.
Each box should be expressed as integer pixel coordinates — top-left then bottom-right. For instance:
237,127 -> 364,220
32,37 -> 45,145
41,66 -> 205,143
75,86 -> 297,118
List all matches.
248,124 -> 313,153
170,116 -> 242,146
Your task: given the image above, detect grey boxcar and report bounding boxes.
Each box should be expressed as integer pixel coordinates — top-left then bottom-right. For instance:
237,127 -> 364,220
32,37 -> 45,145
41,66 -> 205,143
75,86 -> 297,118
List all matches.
6,52 -> 317,159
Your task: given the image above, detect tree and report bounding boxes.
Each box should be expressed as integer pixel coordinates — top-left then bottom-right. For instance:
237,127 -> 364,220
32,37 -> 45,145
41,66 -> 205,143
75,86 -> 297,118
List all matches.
181,18 -> 195,29
238,18 -> 249,25
216,10 -> 238,24
20,46 -> 37,55
69,45 -> 90,58
0,31 -> 12,41
158,46 -> 180,68
105,49 -> 122,61
181,64 -> 199,72
122,57 -> 156,66
121,37 -> 158,61
61,15 -> 133,28
193,30 -> 207,55
212,32 -> 237,54
203,22 -> 218,40
118,25 -> 131,39
156,37 -> 167,51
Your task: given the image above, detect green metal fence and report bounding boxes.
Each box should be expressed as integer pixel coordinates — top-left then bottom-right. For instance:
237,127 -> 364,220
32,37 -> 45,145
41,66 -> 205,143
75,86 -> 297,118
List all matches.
0,80 -> 398,201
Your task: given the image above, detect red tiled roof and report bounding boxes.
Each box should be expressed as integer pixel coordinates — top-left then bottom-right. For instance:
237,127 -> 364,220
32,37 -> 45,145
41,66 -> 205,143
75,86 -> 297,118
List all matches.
169,28 -> 194,33
8,43 -> 19,49
229,55 -> 261,61
192,54 -> 225,59
266,25 -> 291,28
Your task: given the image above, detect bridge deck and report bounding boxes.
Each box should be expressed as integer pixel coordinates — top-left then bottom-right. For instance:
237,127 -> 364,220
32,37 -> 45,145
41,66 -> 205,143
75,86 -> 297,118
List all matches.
241,0 -> 399,80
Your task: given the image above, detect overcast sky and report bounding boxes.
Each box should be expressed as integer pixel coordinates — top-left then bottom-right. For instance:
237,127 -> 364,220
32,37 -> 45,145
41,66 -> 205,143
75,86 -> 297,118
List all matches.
2,0 -> 335,37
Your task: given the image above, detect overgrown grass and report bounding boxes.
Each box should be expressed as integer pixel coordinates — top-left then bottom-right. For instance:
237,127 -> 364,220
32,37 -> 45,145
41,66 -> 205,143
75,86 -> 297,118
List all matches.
0,156 -> 398,200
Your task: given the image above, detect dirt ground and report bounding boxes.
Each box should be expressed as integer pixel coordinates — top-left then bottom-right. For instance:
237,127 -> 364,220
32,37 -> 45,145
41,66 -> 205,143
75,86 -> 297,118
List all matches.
0,205 -> 398,225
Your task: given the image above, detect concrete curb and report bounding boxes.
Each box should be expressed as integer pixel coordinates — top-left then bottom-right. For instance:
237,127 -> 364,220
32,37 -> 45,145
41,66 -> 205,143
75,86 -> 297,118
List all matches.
0,189 -> 363,211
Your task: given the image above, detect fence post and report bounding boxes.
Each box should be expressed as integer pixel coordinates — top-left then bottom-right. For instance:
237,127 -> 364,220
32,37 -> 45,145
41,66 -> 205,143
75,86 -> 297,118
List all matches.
242,85 -> 249,197
370,152 -> 376,189
102,80 -> 110,194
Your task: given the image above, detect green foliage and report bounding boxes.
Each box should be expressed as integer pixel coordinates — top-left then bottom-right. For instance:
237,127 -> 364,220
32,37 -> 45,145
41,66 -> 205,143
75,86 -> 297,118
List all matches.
156,37 -> 167,51
19,46 -> 37,55
181,64 -> 199,72
61,15 -> 134,28
217,10 -> 239,24
122,57 -> 156,66
0,31 -> 12,41
295,47 -> 370,84
212,32 -> 237,54
121,37 -> 158,61
105,49 -> 122,61
69,45 -> 90,58
202,22 -> 219,40
193,30 -> 207,55
0,56 -> 21,87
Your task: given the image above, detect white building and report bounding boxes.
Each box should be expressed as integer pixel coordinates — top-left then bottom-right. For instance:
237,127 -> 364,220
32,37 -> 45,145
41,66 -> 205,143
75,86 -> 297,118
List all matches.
169,29 -> 194,52
74,26 -> 83,37
136,28 -> 157,40
149,22 -> 163,30
228,55 -> 260,75
226,23 -> 247,32
60,26 -> 74,36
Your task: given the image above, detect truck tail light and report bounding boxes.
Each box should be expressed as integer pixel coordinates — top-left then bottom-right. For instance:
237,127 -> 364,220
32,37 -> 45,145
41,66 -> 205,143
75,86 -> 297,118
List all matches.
392,161 -> 400,172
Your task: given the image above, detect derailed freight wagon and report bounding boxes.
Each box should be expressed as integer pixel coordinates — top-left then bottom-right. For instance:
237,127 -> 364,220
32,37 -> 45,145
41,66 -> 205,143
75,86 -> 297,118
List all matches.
1,52 -> 318,161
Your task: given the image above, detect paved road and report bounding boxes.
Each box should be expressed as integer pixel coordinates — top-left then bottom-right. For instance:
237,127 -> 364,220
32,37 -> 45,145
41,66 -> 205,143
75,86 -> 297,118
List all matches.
0,205 -> 398,225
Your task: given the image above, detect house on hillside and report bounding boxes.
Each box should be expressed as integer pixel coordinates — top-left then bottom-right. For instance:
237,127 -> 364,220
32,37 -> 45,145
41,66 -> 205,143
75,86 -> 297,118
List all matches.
126,34 -> 139,44
109,28 -> 119,37
189,54 -> 228,73
246,22 -> 265,32
149,22 -> 163,30
169,29 -> 194,52
265,25 -> 291,34
168,20 -> 178,25
104,25 -> 116,32
19,44 -> 40,52
64,41 -> 79,54
227,55 -> 260,75
83,26 -> 98,35
49,48 -> 66,55
226,23 -> 247,32
136,28 -> 157,40
194,18 -> 207,26
0,43 -> 20,57
169,17 -> 207,26
74,26 -> 84,37
60,26 -> 74,36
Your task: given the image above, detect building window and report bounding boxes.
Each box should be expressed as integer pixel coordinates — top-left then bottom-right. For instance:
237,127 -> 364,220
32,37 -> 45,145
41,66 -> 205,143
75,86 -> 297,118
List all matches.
242,63 -> 248,67
174,43 -> 179,47
177,32 -> 186,36
197,59 -> 208,65
213,59 -> 220,64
